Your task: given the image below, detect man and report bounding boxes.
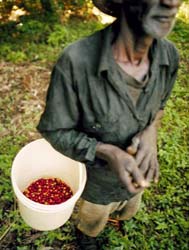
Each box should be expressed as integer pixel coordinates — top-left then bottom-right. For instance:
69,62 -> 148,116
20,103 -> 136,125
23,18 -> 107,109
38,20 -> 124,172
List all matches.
37,0 -> 181,249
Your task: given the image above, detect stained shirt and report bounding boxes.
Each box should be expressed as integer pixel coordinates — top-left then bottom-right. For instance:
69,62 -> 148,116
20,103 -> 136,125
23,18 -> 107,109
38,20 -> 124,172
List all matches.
37,22 -> 179,205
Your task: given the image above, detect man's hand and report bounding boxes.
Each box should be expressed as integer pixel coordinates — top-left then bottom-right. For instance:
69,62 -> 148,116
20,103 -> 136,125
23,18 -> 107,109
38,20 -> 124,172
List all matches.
132,126 -> 159,184
96,143 -> 149,194
126,110 -> 164,184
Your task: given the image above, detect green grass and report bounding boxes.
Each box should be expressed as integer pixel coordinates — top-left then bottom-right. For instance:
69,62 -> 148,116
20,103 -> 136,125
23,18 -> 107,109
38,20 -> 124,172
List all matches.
0,14 -> 189,250
0,17 -> 104,63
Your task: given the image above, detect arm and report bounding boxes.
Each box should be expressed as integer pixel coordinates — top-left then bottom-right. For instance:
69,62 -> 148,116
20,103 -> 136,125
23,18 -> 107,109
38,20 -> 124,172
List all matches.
37,62 -> 98,163
40,129 -> 98,163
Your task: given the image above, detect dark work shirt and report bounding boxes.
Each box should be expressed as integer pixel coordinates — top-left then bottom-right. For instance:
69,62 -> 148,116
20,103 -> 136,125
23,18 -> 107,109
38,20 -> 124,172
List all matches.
37,22 -> 179,204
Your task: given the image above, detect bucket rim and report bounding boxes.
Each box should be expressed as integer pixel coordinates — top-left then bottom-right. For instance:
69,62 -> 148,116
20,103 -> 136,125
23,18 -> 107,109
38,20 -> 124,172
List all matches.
11,162 -> 86,212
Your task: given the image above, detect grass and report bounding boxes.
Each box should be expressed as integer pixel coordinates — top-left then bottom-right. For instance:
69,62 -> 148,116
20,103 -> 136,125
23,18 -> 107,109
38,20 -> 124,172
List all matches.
0,16 -> 104,63
0,11 -> 189,250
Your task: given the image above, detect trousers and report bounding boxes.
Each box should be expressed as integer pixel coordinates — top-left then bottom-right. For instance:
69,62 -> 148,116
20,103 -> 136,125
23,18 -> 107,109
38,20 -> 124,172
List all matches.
75,192 -> 143,237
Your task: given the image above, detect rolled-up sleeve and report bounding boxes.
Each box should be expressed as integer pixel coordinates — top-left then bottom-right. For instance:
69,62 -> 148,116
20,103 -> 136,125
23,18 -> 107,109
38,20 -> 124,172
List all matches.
37,57 -> 98,163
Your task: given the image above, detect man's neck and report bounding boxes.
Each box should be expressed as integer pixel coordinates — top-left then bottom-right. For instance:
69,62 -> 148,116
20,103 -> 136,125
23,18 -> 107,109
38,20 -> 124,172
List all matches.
113,15 -> 154,66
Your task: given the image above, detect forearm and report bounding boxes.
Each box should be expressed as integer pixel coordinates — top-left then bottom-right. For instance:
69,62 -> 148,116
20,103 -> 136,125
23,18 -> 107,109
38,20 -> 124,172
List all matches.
141,109 -> 164,140
149,109 -> 164,129
40,129 -> 98,163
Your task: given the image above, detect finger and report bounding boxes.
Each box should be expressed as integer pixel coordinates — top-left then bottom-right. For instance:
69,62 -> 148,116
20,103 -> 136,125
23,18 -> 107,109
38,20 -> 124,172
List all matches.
130,164 -> 149,188
153,161 -> 159,183
120,172 -> 144,194
139,154 -> 151,175
146,159 -> 155,183
126,137 -> 140,155
127,145 -> 137,155
135,148 -> 146,166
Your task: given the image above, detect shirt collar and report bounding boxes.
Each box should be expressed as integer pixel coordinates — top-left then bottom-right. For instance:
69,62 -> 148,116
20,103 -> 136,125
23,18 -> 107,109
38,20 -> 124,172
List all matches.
97,24 -> 114,76
151,39 -> 170,66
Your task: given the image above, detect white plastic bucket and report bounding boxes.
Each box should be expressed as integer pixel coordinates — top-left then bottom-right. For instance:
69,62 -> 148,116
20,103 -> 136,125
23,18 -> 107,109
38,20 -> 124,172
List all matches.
11,138 -> 87,231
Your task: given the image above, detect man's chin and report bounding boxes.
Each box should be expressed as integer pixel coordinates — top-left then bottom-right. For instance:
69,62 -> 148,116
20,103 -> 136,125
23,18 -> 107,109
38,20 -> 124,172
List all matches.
143,21 -> 176,39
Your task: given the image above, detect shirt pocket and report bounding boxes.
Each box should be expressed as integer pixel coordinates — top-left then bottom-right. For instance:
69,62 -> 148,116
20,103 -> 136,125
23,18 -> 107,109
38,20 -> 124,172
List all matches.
82,114 -> 120,143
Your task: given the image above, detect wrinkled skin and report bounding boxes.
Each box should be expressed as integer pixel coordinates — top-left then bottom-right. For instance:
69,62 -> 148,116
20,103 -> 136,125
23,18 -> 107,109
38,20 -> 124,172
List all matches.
132,110 -> 164,184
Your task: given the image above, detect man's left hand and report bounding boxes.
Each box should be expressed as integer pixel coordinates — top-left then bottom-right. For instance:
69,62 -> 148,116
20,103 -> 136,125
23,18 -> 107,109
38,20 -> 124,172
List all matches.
127,110 -> 164,184
134,125 -> 159,184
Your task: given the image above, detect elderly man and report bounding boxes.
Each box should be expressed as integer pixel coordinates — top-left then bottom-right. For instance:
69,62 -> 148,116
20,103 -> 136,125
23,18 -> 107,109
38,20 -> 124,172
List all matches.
37,0 -> 181,249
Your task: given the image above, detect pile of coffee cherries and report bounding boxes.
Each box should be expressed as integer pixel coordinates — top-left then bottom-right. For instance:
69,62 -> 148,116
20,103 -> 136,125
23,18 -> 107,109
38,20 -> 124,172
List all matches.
23,178 -> 73,205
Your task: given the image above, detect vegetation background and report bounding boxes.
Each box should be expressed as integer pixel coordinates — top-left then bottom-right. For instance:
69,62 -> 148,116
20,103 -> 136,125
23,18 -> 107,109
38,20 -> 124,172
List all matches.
0,0 -> 189,249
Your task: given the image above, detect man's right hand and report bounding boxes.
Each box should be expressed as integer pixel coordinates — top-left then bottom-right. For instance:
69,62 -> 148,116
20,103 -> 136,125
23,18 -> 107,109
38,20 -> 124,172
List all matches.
96,143 -> 149,194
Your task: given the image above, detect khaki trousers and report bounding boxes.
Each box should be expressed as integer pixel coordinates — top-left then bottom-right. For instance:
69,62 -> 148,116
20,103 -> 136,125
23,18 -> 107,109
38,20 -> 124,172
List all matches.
76,192 -> 143,237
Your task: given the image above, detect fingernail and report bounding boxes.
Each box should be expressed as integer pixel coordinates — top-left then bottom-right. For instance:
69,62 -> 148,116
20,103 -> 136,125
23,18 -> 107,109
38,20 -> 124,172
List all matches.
154,178 -> 159,184
141,180 -> 149,187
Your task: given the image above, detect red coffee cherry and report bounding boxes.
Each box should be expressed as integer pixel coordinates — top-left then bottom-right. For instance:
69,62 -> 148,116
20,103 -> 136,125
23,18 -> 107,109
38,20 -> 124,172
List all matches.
23,178 -> 73,205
